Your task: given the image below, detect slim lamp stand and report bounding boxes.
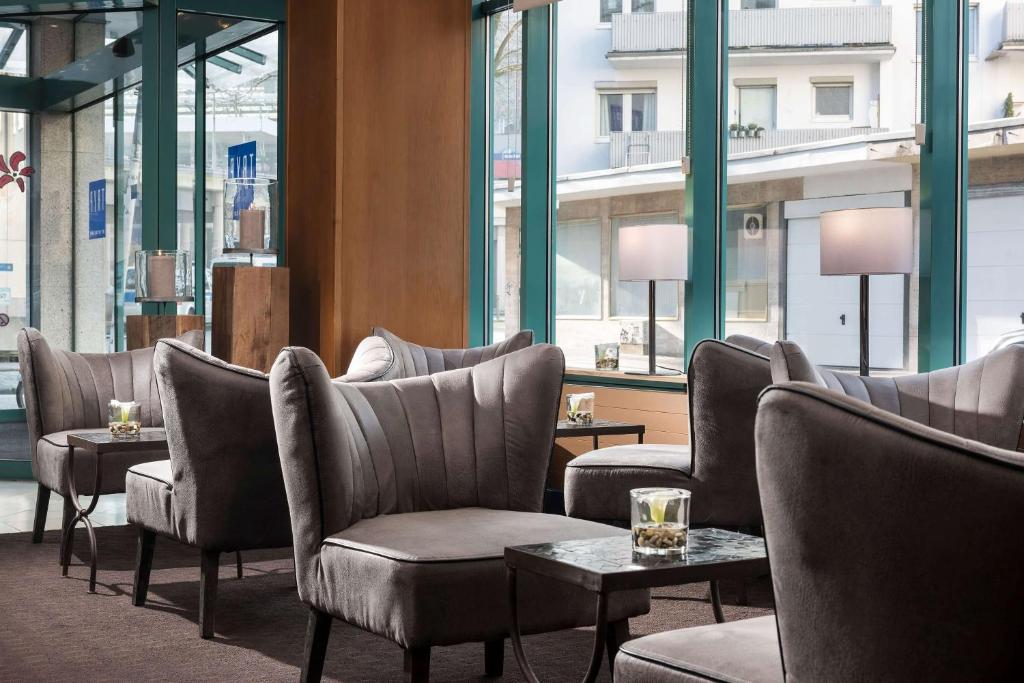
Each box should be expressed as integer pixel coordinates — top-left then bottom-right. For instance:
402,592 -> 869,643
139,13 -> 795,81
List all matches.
859,274 -> 870,377
626,280 -> 682,377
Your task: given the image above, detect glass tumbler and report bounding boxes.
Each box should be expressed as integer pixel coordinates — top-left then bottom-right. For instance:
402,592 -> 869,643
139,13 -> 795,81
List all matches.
631,487 -> 691,555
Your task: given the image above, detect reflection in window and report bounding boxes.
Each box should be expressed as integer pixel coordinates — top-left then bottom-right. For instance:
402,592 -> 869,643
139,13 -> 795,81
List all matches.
556,220 -> 602,318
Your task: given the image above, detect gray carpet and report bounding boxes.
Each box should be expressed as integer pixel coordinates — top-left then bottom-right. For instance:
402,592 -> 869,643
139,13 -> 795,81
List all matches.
0,525 -> 774,681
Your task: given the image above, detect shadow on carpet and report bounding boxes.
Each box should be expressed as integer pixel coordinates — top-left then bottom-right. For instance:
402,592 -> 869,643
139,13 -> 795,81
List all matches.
0,524 -> 773,682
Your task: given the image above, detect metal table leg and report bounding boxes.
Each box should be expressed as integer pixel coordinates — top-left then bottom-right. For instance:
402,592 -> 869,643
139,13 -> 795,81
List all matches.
61,445 -> 102,593
709,580 -> 726,624
508,566 -> 610,683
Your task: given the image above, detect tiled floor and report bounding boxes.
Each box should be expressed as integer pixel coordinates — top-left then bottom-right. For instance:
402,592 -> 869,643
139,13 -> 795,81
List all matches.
0,480 -> 127,534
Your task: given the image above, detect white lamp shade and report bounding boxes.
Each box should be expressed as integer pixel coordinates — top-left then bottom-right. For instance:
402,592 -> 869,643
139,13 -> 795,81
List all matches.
819,207 -> 914,276
617,224 -> 688,282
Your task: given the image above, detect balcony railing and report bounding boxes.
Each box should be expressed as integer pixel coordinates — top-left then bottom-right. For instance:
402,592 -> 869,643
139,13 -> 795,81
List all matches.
609,128 -> 889,168
610,6 -> 892,55
1005,2 -> 1024,44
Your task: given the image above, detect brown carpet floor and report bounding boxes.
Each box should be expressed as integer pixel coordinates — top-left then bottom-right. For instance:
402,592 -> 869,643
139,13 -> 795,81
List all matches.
0,525 -> 773,682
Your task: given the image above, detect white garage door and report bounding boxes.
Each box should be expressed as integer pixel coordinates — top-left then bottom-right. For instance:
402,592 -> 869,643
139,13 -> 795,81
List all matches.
965,191 -> 1024,360
785,192 -> 908,370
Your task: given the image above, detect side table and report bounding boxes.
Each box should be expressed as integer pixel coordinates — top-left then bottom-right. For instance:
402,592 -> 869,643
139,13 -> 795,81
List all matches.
555,418 -> 645,451
62,430 -> 169,593
505,528 -> 768,683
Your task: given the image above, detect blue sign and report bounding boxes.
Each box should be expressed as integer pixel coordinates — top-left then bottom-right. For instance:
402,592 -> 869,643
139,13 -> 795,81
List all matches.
88,179 -> 106,240
228,141 -> 258,220
0,264 -> 12,272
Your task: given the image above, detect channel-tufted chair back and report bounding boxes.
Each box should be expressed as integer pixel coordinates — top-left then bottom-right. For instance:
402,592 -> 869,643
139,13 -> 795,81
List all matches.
270,344 -> 565,603
771,340 -> 1024,451
17,327 -> 204,460
339,327 -> 534,382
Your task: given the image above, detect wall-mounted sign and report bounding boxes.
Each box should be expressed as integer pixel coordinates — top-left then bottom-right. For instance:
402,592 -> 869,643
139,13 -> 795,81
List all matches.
89,179 -> 106,240
0,288 -> 10,305
228,141 -> 258,220
0,263 -> 13,272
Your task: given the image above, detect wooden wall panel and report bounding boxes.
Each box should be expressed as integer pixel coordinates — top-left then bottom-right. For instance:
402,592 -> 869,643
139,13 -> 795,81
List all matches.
287,0 -> 470,374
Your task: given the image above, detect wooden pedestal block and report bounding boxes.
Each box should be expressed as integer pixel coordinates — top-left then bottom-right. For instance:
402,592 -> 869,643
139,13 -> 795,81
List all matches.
126,315 -> 205,351
212,265 -> 290,373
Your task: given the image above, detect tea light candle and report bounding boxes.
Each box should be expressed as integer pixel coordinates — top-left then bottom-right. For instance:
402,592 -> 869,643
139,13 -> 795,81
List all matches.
147,253 -> 177,299
239,209 -> 266,250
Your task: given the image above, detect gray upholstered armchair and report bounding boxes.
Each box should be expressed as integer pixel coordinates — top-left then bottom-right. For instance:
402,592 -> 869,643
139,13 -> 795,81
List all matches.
565,334 -> 773,528
337,327 -> 533,382
770,339 -> 1024,451
127,339 -> 292,639
270,344 -> 649,682
17,327 -> 203,547
616,382 -> 1024,681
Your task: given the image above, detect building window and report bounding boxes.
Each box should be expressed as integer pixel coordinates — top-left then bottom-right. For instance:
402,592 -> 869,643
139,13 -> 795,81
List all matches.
737,85 -> 775,129
600,0 -> 623,24
741,0 -> 776,8
599,91 -> 656,137
631,0 -> 655,13
916,6 -> 978,58
556,220 -> 602,319
813,83 -> 853,120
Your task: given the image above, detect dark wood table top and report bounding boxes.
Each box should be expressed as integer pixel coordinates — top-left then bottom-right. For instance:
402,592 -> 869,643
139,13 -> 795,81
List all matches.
555,419 -> 645,437
66,429 -> 169,454
505,528 -> 767,593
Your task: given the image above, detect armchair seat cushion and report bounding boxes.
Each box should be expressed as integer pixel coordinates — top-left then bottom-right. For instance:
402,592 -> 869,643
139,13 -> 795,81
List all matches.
564,444 -> 693,522
313,507 -> 651,648
125,460 -> 174,537
36,428 -> 170,497
615,616 -> 782,683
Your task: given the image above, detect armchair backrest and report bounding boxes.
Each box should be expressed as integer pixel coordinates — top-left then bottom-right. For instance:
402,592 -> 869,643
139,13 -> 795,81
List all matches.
17,327 -> 204,458
153,339 -> 292,551
686,336 -> 772,526
270,344 -> 564,602
339,327 -> 534,382
770,340 -> 1024,451
756,383 -> 1024,681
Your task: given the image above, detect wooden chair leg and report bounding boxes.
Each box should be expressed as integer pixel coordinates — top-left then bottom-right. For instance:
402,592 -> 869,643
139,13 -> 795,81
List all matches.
235,551 -> 243,579
132,528 -> 157,607
404,646 -> 430,683
301,608 -> 333,683
31,484 -> 50,544
58,495 -> 74,566
484,638 -> 504,677
605,619 -> 631,672
199,550 -> 220,639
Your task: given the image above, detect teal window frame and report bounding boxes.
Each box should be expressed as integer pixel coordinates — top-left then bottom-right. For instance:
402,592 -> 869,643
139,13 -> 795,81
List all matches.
469,0 -> 973,387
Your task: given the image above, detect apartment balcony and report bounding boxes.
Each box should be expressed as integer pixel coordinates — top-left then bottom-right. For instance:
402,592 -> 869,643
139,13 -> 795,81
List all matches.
609,7 -> 894,68
992,1 -> 1024,57
609,127 -> 889,168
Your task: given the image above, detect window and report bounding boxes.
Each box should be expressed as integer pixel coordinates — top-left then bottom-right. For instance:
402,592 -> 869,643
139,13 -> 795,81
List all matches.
600,0 -> 622,24
631,0 -> 654,13
737,85 -> 775,129
0,23 -> 27,77
598,90 -> 656,137
814,83 -> 853,120
741,0 -> 776,8
0,111 -> 29,408
725,207 -> 770,322
556,220 -> 602,318
916,7 -> 978,59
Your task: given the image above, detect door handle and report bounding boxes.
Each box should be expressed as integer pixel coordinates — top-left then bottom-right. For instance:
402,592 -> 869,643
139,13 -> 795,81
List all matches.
840,314 -> 847,326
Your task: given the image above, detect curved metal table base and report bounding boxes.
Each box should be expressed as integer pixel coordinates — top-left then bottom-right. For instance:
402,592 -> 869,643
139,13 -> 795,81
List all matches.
508,570 -> 730,682
61,445 -> 102,593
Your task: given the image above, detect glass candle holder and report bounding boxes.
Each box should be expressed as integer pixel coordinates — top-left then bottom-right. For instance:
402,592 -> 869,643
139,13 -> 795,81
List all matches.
566,392 -> 595,425
223,178 -> 279,254
135,250 -> 193,302
109,400 -> 141,438
631,488 -> 691,555
594,343 -> 620,370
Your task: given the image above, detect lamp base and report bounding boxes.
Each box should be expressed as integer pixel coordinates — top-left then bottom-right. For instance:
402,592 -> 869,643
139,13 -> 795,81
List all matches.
625,368 -> 683,377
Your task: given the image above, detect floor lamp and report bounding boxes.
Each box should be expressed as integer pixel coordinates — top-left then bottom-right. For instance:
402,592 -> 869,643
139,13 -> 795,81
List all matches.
618,224 -> 688,376
819,207 -> 914,377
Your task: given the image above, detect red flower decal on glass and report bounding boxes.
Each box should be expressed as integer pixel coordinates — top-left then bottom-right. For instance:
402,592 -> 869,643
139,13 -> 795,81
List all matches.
0,151 -> 34,193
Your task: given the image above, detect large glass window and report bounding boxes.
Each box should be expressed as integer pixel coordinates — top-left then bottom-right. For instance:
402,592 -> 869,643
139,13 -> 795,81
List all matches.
0,111 -> 29,409
0,21 -> 27,77
725,0 -> 920,373
555,0 -> 686,372
490,11 -> 522,343
964,1 -> 1024,361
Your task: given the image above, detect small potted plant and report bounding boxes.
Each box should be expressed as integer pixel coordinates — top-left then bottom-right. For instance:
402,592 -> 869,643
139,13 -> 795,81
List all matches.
747,122 -> 759,138
729,123 -> 740,138
754,126 -> 765,138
